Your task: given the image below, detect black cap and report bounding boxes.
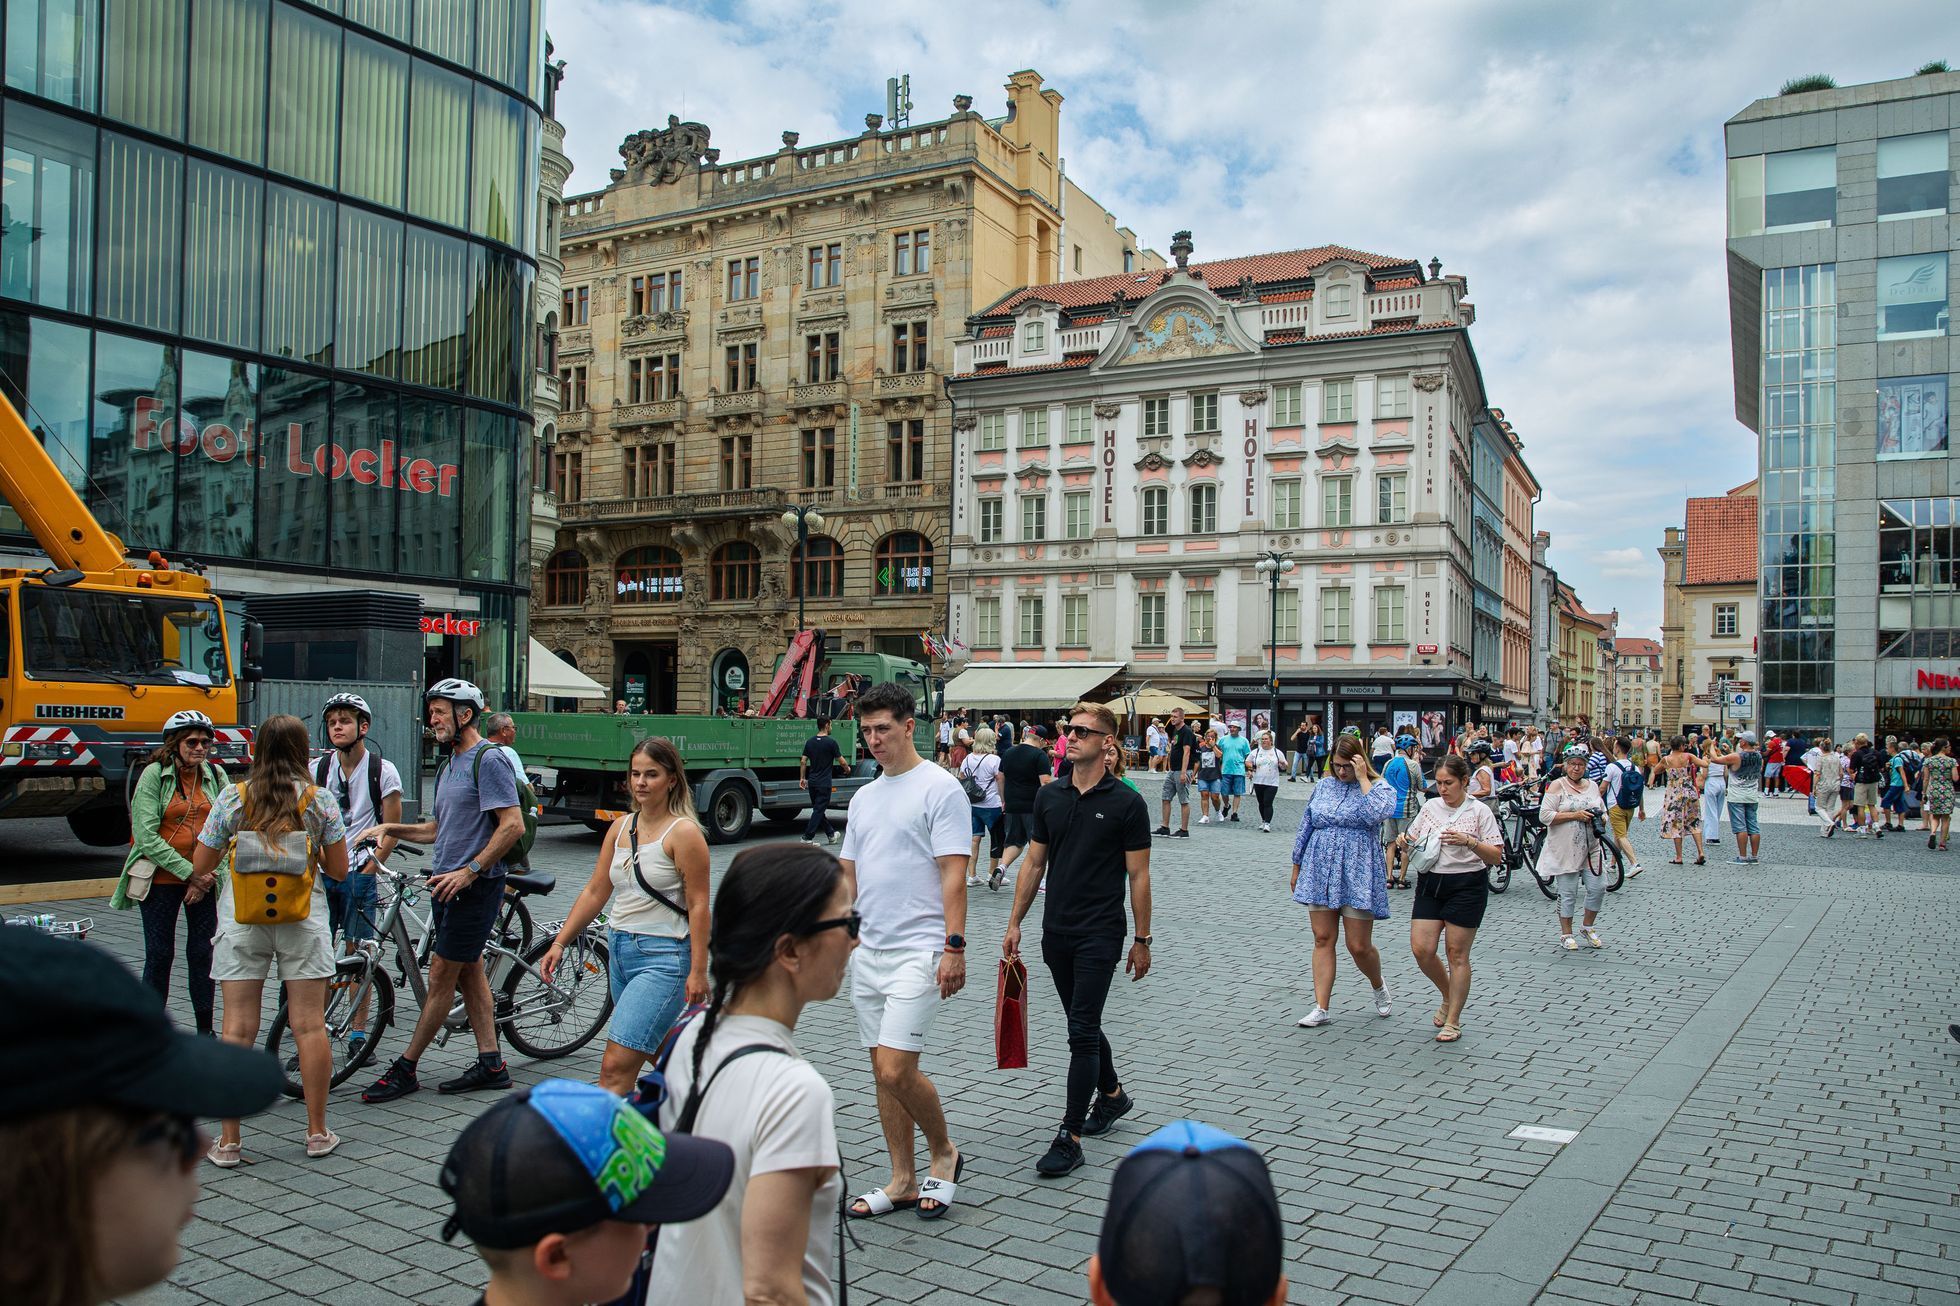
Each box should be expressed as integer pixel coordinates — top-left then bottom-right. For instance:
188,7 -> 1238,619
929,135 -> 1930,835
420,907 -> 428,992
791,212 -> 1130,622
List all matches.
1098,1121 -> 1284,1306
0,926 -> 284,1121
440,1080 -> 735,1249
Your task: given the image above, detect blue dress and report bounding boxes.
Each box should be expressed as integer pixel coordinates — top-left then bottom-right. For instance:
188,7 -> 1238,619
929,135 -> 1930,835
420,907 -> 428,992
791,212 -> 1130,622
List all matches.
1291,778 -> 1398,919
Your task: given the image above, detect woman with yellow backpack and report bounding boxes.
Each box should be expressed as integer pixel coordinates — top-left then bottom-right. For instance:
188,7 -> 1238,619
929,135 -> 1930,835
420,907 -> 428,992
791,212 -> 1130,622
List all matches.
184,715 -> 350,1165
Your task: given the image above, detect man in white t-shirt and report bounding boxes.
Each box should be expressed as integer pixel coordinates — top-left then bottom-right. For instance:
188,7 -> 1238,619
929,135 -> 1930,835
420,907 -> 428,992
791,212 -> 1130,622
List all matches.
935,714 -> 954,765
838,681 -> 972,1222
317,693 -> 404,1050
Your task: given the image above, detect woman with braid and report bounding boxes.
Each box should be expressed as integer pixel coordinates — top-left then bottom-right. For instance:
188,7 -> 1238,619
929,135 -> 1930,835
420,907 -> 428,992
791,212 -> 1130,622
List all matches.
647,844 -> 856,1304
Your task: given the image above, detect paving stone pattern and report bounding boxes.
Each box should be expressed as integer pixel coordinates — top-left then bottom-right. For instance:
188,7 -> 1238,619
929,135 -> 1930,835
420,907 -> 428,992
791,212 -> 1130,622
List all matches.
21,785 -> 1955,1305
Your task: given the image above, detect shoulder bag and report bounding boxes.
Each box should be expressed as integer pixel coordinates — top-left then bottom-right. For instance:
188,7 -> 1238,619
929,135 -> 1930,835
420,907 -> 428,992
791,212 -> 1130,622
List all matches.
625,814 -> 688,917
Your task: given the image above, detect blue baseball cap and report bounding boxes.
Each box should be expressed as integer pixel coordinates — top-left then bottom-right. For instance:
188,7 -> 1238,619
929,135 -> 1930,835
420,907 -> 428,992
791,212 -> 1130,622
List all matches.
440,1080 -> 734,1249
1098,1121 -> 1283,1306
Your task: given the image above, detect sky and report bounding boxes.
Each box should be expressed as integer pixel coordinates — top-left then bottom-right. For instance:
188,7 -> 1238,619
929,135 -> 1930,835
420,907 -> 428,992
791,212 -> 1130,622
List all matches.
546,0 -> 1952,639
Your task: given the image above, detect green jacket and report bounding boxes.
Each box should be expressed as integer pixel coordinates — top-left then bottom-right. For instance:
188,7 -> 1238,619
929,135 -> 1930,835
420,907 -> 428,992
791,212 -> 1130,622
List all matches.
111,760 -> 228,910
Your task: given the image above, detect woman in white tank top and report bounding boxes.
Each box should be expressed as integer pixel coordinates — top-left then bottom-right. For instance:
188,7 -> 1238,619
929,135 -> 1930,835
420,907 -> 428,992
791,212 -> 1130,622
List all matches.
541,737 -> 711,1093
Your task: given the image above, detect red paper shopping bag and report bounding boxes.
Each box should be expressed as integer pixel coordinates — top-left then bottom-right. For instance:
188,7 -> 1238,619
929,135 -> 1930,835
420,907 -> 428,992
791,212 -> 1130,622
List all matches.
996,956 -> 1029,1070
1783,763 -> 1812,796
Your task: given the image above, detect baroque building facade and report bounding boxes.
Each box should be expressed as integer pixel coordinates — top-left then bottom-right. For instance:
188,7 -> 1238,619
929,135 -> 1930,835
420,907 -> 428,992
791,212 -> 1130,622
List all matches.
532,70 -> 1157,712
529,44 -> 572,611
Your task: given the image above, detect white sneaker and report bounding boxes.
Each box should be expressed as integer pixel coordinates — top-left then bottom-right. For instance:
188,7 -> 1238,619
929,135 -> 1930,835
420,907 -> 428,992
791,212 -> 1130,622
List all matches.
1373,986 -> 1392,1017
1582,928 -> 1603,949
1296,1006 -> 1332,1028
828,832 -> 841,845
1628,863 -> 1644,878
1260,822 -> 1271,833
1198,814 -> 1211,824
1561,934 -> 1579,951
965,875 -> 982,887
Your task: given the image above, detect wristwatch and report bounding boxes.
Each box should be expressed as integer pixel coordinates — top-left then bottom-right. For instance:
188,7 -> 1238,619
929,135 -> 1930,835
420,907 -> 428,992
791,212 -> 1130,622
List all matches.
944,934 -> 966,952
1134,935 -> 1153,946
465,859 -> 483,877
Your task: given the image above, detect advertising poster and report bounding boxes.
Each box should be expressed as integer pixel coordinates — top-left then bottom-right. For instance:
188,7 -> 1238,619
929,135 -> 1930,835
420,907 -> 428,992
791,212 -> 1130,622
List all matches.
1877,375 -> 1949,457
1393,709 -> 1418,738
1249,709 -> 1272,738
1220,707 -> 1249,735
1419,710 -> 1447,749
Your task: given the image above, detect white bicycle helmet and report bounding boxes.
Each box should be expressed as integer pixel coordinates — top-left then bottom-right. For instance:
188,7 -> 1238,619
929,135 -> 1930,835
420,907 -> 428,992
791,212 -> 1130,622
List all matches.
162,709 -> 216,734
322,692 -> 373,722
425,678 -> 486,711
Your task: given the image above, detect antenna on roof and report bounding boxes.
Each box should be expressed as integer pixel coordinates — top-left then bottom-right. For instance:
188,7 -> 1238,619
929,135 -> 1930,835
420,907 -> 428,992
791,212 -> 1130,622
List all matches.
886,75 -> 912,129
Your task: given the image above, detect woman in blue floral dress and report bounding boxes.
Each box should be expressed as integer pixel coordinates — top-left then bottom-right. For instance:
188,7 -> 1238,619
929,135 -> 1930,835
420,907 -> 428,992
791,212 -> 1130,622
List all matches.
1290,734 -> 1399,1028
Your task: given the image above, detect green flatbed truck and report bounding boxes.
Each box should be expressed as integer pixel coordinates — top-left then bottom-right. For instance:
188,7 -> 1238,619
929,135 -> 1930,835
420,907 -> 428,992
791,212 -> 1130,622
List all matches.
510,650 -> 939,844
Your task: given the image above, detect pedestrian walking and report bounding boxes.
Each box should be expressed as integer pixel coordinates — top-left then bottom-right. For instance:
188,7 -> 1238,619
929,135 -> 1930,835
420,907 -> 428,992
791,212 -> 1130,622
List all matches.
835,682 -> 969,1223
959,732 -> 1004,888
1880,739 -> 1910,833
1051,718 -> 1069,777
1382,735 -> 1424,890
1813,737 -> 1845,836
540,738 -> 710,1096
935,712 -> 954,766
1289,719 -> 1314,782
1289,736 -> 1397,1028
1402,755 -> 1503,1042
1763,732 -> 1786,796
1659,736 -> 1706,865
1600,735 -> 1647,878
356,679 -> 525,1102
113,709 -> 226,1036
1145,718 -> 1167,772
1847,734 -> 1885,836
1248,731 -> 1286,832
1217,721 -> 1251,821
1003,703 -> 1152,1177
652,844 -> 853,1300
1370,725 -> 1395,770
1539,745 -> 1609,950
798,717 -> 845,844
312,693 -> 403,1053
1522,725 -> 1545,779
1193,728 -> 1223,824
1921,738 -> 1955,850
1698,736 -> 1729,852
185,714 -> 351,1162
996,725 -> 1054,889
1465,741 -> 1497,802
1155,708 -> 1199,837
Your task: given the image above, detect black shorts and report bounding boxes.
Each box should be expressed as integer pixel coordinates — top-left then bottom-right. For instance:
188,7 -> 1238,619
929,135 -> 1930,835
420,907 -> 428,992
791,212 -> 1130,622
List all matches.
1001,811 -> 1033,848
431,872 -> 504,963
1412,871 -> 1488,930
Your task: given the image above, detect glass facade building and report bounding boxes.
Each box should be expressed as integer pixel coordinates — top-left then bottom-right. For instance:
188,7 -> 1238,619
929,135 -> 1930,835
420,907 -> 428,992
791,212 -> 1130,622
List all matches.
0,0 -> 544,701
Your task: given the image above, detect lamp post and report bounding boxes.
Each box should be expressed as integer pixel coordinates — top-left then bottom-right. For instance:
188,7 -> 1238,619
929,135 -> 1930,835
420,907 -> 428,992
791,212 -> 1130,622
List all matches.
779,505 -> 826,632
1253,550 -> 1295,740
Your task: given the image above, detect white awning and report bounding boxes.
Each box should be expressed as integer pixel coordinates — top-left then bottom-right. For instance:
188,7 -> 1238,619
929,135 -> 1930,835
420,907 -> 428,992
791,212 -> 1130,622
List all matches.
941,663 -> 1125,710
527,638 -> 608,701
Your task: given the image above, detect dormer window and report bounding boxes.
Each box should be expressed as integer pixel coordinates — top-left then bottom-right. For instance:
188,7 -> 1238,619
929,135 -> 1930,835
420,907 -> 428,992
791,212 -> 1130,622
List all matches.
1325,283 -> 1353,316
1023,321 -> 1046,353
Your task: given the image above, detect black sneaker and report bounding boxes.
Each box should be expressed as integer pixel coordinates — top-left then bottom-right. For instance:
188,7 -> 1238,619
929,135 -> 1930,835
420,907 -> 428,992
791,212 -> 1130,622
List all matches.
1171,829 -> 1190,838
1229,813 -> 1240,822
1153,826 -> 1171,836
439,1059 -> 513,1094
361,1056 -> 420,1104
1080,1089 -> 1132,1137
1035,1131 -> 1085,1177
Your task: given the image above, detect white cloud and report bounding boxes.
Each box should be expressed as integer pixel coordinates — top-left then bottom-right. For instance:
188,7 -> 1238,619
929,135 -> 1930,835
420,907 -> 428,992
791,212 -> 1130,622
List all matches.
549,0 -> 1944,641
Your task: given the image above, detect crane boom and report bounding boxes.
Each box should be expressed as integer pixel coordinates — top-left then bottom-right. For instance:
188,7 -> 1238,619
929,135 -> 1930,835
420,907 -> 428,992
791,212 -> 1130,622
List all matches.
0,390 -> 128,573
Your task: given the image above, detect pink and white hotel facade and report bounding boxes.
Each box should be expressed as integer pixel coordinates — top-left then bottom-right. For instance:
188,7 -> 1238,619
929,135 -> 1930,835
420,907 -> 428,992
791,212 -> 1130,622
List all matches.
942,235 -> 1539,739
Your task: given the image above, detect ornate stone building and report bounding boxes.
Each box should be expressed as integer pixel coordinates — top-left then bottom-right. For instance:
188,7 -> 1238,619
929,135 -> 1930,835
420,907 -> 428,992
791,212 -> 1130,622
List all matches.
533,71 -> 1157,712
528,44 -> 572,614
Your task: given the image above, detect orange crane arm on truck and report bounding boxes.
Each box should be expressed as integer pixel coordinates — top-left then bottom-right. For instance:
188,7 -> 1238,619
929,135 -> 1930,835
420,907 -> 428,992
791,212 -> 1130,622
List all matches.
0,393 -> 128,574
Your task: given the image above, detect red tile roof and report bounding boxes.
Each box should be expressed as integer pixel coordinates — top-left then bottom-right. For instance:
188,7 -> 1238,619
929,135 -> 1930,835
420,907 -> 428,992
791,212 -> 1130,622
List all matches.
1682,493 -> 1759,586
1371,276 -> 1420,291
1614,637 -> 1662,657
978,324 -> 1013,339
977,244 -> 1413,318
1258,288 -> 1315,305
1264,329 -> 1304,345
1264,320 -> 1460,345
956,355 -> 1097,379
1067,314 -> 1106,326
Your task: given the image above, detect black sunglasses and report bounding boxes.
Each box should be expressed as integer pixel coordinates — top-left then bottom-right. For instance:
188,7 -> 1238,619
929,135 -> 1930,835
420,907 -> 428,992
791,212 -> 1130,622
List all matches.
804,911 -> 861,940
179,737 -> 213,750
1064,724 -> 1110,739
133,1112 -> 201,1167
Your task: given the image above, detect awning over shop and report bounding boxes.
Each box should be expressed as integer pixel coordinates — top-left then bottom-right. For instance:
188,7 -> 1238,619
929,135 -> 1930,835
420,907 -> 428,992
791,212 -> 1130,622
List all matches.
941,663 -> 1125,711
527,638 -> 608,701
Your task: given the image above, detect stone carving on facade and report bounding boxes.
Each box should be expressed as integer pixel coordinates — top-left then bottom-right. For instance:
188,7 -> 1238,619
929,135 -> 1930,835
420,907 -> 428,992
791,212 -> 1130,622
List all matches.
1236,275 -> 1259,303
1092,401 -> 1122,420
941,177 -> 967,205
717,303 -> 763,330
952,414 -> 978,433
1238,389 -> 1267,407
1117,307 -> 1242,365
953,94 -> 974,114
1134,450 -> 1173,472
619,117 -> 714,185
1013,463 -> 1051,482
1182,447 -> 1225,469
1413,373 -> 1446,392
799,290 -> 847,317
621,310 -> 688,339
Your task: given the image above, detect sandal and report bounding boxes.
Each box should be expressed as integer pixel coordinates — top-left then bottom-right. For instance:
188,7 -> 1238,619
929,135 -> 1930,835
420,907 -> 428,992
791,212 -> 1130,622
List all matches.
1433,1008 -> 1448,1028
207,1141 -> 242,1169
1668,858 -> 1683,865
1435,1024 -> 1462,1043
847,1189 -> 920,1219
305,1130 -> 340,1159
917,1152 -> 965,1221
1693,856 -> 1706,866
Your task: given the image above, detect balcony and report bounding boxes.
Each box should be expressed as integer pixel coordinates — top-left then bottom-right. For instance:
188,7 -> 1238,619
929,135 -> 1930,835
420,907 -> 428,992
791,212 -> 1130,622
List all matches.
972,338 -> 1011,365
560,486 -> 786,524
709,389 -> 762,417
558,409 -> 590,432
534,371 -> 561,409
789,379 -> 848,411
874,369 -> 938,400
615,398 -> 687,428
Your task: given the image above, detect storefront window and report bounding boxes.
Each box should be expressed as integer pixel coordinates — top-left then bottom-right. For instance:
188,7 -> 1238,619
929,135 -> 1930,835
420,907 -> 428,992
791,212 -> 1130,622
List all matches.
1878,498 -> 1960,658
91,330 -> 177,551
188,0 -> 268,164
0,312 -> 91,538
268,2 -> 339,188
402,226 -> 467,389
408,57 -> 470,230
341,34 -> 408,208
177,350 -> 257,559
330,379 -> 396,573
257,367 -> 330,566
463,410 -> 513,584
183,161 -> 262,351
102,0 -> 186,138
338,207 -> 403,377
6,0 -> 101,110
1876,375 -> 1948,459
2,102 -> 94,314
458,591 -> 514,710
397,393 -> 461,578
264,184 -> 334,367
97,133 -> 182,333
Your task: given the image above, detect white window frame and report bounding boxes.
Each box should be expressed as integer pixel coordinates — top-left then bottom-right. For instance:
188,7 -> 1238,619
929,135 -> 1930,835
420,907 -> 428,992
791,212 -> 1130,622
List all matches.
1061,594 -> 1089,647
1143,396 -> 1170,437
1322,378 -> 1355,423
1017,595 -> 1045,647
1271,478 -> 1302,531
1273,588 -> 1300,644
1373,586 -> 1406,644
1141,485 -> 1168,537
1185,589 -> 1215,646
1023,320 -> 1046,353
1376,472 -> 1407,524
1319,587 -> 1352,644
1064,491 -> 1092,539
1190,392 -> 1219,433
1188,483 -> 1218,534
1376,374 -> 1411,419
1714,603 -> 1739,637
974,597 -> 1001,648
1137,592 -> 1167,647
977,497 -> 1002,543
1021,495 -> 1047,541
1065,404 -> 1092,444
1272,382 -> 1302,426
1323,475 -> 1353,527
1019,407 -> 1049,447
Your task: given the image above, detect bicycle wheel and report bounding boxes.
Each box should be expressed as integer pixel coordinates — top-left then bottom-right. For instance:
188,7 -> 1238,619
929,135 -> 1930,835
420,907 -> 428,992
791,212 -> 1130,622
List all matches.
1593,828 -> 1627,892
1527,829 -> 1556,899
500,934 -> 612,1060
266,964 -> 395,1097
1486,858 -> 1511,894
495,890 -> 535,957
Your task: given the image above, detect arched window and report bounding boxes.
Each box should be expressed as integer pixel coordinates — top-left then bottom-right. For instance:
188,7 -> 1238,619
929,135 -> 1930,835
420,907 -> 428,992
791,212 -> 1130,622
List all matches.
874,532 -> 934,597
544,549 -> 587,606
710,541 -> 760,601
794,535 -> 844,598
615,546 -> 683,603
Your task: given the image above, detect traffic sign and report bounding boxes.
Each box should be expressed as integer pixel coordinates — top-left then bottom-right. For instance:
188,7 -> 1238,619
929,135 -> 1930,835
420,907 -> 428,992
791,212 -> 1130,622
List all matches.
1692,693 -> 1719,705
1726,690 -> 1752,712
1709,679 -> 1752,692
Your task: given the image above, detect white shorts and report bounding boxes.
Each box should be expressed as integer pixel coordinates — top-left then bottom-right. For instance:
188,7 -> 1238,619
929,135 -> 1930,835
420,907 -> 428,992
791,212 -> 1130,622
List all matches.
211,918 -> 337,983
850,947 -> 944,1052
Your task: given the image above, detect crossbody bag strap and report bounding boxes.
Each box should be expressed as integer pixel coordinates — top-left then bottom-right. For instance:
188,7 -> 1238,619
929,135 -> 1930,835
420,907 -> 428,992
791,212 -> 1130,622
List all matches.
627,815 -> 689,918
675,1043 -> 786,1134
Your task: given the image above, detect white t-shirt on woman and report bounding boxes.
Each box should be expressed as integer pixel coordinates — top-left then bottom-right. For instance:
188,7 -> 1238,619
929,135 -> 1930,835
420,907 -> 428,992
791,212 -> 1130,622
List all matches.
1248,747 -> 1286,787
1405,796 -> 1502,876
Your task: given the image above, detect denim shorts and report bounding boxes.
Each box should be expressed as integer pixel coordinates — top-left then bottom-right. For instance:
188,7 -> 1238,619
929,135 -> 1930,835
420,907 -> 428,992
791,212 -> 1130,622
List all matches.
970,806 -> 1001,836
325,870 -> 379,945
607,930 -> 692,1054
1218,774 -> 1247,797
1728,802 -> 1761,836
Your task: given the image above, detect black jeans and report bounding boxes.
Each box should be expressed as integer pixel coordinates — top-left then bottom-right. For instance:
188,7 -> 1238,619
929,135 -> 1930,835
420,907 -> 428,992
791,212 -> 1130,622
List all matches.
803,784 -> 835,839
1254,783 -> 1278,824
138,881 -> 217,1032
1041,931 -> 1123,1135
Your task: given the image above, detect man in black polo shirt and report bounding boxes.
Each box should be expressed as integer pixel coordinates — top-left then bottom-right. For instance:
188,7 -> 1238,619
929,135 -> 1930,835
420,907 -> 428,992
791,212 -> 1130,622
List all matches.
1154,707 -> 1199,838
799,717 -> 844,844
994,725 -> 1054,890
1004,701 -> 1153,1177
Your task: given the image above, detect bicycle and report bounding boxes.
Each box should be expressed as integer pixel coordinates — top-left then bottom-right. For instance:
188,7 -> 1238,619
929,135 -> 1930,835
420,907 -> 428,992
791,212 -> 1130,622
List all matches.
1488,780 -> 1546,894
264,859 -> 611,1096
1520,809 -> 1626,900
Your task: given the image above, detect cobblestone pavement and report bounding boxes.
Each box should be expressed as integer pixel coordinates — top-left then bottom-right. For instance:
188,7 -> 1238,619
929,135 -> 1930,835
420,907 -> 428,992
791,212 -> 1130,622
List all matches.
15,785 -> 1957,1306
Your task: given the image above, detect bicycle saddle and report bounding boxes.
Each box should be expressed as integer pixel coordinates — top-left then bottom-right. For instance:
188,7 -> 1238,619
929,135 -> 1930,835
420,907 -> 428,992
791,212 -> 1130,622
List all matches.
502,871 -> 557,897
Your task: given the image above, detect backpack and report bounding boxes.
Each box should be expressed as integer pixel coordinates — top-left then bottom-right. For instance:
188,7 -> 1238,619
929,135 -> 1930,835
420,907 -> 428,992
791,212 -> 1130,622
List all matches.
225,783 -> 320,925
1615,760 -> 1645,810
315,746 -> 385,833
436,743 -> 538,866
959,754 -> 992,805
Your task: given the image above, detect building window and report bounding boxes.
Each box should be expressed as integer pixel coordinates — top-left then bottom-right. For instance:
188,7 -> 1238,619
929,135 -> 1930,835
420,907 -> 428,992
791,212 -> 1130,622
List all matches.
1273,588 -> 1300,644
543,548 -> 586,605
1061,594 -> 1089,646
562,284 -> 588,324
551,449 -> 582,503
1322,379 -> 1355,423
627,353 -> 681,404
1023,320 -> 1045,353
978,497 -> 1003,543
1878,133 -> 1949,221
891,320 -> 928,373
806,242 -> 842,288
629,269 -> 683,315
1876,253 -> 1948,339
887,419 -> 924,482
875,532 -> 933,596
616,546 -> 683,603
1319,587 -> 1352,643
1185,590 -> 1215,646
1021,495 -> 1047,541
1728,146 -> 1836,237
1324,283 -> 1353,316
1188,483 -> 1217,534
800,427 -> 836,488
1064,491 -> 1092,539
793,536 -> 844,598
1323,476 -> 1353,527
623,443 -> 676,497
1065,404 -> 1092,444
726,256 -> 759,300
804,331 -> 840,382
1017,595 -> 1044,647
1877,376 -> 1949,458
1143,396 -> 1170,437
977,412 -> 1005,450
1376,473 -> 1408,523
974,597 -> 1001,648
1714,603 -> 1739,637
1376,374 -> 1411,419
1271,479 -> 1302,530
710,541 -> 760,601
1019,407 -> 1049,447
1272,383 -> 1302,426
1137,593 -> 1166,647
559,364 -> 587,410
1190,392 -> 1219,433
1141,486 -> 1168,537
893,228 -> 931,276
723,342 -> 758,391
720,433 -> 752,490
1373,586 -> 1406,643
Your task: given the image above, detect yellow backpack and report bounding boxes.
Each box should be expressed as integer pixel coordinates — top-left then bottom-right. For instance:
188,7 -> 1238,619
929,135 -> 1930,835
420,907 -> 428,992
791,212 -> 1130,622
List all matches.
226,783 -> 319,926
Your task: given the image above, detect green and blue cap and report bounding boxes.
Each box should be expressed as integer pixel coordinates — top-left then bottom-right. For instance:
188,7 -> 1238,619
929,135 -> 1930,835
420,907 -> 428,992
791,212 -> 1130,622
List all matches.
1098,1121 -> 1283,1306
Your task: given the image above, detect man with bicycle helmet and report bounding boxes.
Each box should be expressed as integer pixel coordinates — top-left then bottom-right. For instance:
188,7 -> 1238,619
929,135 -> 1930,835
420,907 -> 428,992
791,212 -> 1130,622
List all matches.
353,679 -> 523,1101
316,693 -> 404,1059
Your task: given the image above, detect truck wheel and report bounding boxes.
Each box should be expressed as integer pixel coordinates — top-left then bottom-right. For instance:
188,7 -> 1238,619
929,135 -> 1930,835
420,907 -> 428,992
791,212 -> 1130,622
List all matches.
582,819 -> 613,836
69,806 -> 132,848
703,781 -> 754,845
760,807 -> 802,826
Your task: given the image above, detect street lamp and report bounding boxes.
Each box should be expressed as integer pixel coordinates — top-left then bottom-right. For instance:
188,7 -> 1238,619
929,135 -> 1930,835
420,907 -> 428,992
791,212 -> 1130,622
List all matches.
780,505 -> 826,631
1253,550 -> 1295,740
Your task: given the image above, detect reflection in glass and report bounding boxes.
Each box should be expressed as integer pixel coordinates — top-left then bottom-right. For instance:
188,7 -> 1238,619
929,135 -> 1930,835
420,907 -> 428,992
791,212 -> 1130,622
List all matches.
408,58 -> 470,229
6,0 -> 100,110
343,0 -> 409,39
264,185 -> 334,366
183,161 -> 263,351
257,367 -> 330,565
92,330 -> 179,551
472,85 -> 522,246
188,0 -> 268,163
269,2 -> 340,187
0,312 -> 92,542
331,379 -> 397,573
398,393 -> 461,577
414,0 -> 473,67
341,34 -> 408,208
402,226 -> 467,389
338,207 -> 403,376
475,0 -> 520,88
97,134 -> 183,333
466,246 -> 522,404
177,350 -> 258,559
2,102 -> 95,313
103,0 -> 187,138
463,409 -> 513,583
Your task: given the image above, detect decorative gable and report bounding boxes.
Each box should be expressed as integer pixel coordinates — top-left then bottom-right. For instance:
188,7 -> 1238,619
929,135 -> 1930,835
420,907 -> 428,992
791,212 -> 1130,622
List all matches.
1114,305 -> 1247,366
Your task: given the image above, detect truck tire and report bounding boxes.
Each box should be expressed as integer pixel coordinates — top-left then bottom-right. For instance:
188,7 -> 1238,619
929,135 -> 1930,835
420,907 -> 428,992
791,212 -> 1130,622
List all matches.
69,806 -> 132,848
703,780 -> 754,845
582,819 -> 612,836
760,806 -> 802,826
